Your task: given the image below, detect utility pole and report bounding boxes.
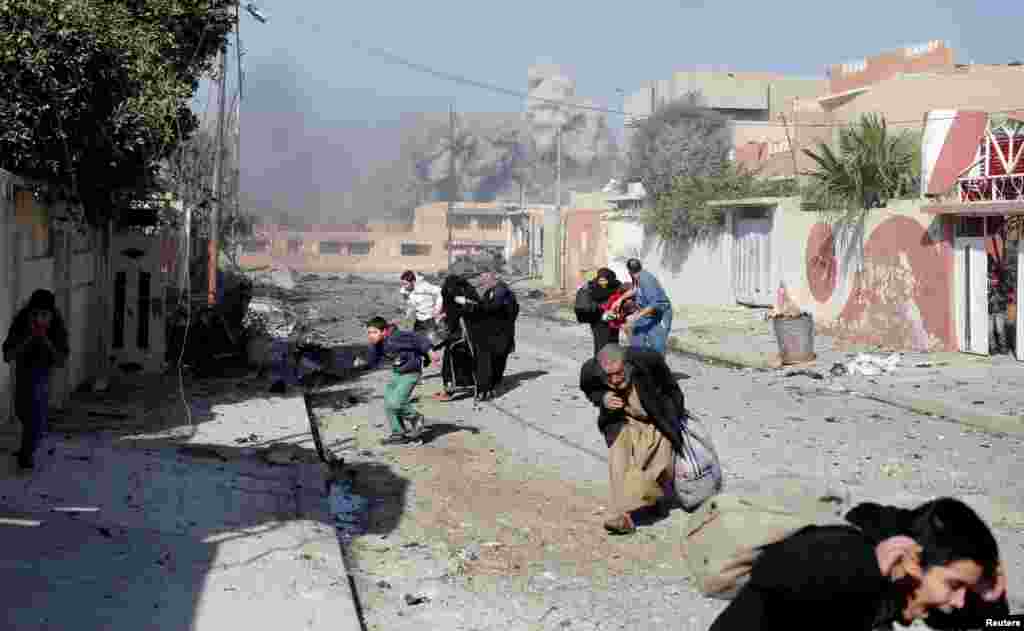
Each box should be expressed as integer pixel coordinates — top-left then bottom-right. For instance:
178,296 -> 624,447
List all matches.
231,3 -> 243,266
543,126 -> 562,288
208,40 -> 228,305
447,103 -> 456,270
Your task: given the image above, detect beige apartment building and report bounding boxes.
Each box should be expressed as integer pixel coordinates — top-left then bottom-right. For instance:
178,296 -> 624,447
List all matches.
239,201 -> 545,274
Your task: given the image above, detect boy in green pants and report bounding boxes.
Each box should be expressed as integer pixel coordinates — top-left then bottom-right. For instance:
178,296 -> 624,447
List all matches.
364,316 -> 434,445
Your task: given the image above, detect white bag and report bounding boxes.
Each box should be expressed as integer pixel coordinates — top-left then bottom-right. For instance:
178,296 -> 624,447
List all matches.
674,412 -> 723,511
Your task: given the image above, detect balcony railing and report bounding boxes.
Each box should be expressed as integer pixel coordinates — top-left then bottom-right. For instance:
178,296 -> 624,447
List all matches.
957,173 -> 1024,203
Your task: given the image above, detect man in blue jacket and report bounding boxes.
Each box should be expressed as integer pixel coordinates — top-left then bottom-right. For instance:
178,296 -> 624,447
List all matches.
364,316 -> 434,445
623,258 -> 673,354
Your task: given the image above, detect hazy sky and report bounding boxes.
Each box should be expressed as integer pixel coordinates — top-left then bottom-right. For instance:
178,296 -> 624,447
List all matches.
219,0 -> 1024,220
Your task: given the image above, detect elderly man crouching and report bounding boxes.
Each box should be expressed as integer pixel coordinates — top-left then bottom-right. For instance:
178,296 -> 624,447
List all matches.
580,343 -> 686,535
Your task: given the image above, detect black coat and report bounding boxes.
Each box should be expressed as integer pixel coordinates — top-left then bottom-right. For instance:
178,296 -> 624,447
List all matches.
579,348 -> 685,453
710,503 -> 1011,631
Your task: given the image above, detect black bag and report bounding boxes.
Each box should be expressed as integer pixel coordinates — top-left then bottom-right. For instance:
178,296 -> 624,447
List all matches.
574,285 -> 599,323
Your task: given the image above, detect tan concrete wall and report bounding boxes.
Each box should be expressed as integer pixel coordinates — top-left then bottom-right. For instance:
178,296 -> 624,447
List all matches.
829,65 -> 1024,127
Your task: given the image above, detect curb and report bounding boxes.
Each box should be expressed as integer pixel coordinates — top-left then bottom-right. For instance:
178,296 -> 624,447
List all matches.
665,333 -> 1024,438
529,306 -> 1024,437
853,385 -> 1024,438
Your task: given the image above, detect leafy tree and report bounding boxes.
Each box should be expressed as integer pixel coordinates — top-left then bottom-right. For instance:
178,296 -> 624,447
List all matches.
647,164 -> 797,240
0,0 -> 234,225
802,114 -> 920,211
627,94 -> 733,203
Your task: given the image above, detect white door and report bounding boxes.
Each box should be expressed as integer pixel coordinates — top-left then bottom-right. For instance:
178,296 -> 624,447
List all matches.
733,209 -> 773,306
954,236 -> 989,355
110,233 -> 166,373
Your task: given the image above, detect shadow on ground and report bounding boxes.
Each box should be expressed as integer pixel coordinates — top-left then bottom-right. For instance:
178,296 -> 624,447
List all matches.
0,361 -> 407,631
418,422 -> 480,445
495,370 -> 548,396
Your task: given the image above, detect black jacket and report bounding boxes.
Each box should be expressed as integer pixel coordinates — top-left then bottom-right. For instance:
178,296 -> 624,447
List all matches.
579,348 -> 685,453
710,503 -> 1011,631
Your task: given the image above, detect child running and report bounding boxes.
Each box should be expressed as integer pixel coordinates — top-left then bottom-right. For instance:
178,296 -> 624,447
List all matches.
364,316 -> 434,445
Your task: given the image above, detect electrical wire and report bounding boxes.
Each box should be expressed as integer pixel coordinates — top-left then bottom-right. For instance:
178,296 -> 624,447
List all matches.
348,39 -> 1024,128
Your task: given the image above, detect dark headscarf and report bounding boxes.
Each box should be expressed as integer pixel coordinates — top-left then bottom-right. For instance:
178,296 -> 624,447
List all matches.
2,288 -> 70,359
27,289 -> 57,312
589,268 -> 622,303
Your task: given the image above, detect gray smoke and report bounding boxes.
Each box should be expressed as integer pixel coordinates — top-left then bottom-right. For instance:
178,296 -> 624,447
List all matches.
407,63 -> 619,205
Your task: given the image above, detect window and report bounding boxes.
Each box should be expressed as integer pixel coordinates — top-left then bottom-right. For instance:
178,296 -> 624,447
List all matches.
287,239 -> 302,254
477,217 -> 503,231
350,242 -> 372,256
448,215 -> 471,229
401,243 -> 432,256
741,207 -> 771,219
319,241 -> 342,255
244,239 -> 268,253
956,217 -> 985,238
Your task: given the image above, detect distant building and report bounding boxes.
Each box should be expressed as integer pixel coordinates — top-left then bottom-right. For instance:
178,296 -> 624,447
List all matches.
622,69 -> 826,156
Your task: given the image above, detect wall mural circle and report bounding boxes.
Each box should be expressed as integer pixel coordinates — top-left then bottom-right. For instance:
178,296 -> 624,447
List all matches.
806,222 -> 837,303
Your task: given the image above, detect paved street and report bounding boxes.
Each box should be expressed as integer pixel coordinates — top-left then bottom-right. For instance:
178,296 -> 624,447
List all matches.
301,277 -> 1024,630
3,274 -> 1023,630
1,385 -> 361,631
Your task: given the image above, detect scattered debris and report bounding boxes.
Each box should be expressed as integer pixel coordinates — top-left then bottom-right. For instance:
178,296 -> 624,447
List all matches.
261,444 -> 315,466
327,478 -> 368,535
234,433 -> 261,445
376,580 -> 392,589
404,593 -> 431,606
845,353 -> 901,376
177,445 -> 229,462
784,369 -> 824,380
458,544 -> 481,562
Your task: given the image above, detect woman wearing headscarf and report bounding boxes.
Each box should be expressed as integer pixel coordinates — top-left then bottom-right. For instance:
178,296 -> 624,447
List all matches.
3,289 -> 70,470
583,268 -> 624,356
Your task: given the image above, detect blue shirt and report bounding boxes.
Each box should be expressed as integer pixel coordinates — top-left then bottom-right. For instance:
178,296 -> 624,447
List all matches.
635,271 -> 671,318
366,329 -> 433,373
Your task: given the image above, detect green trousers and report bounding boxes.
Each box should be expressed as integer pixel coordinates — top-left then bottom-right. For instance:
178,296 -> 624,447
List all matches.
383,370 -> 421,433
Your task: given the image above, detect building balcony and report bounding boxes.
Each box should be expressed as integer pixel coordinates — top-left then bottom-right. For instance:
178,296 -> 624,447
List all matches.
958,173 -> 1024,203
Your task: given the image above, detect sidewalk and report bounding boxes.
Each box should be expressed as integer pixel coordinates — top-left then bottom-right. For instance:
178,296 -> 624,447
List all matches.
532,290 -> 1024,437
0,378 -> 363,631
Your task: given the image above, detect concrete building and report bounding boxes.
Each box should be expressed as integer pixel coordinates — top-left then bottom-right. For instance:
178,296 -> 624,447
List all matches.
737,41 -> 1024,178
622,69 -> 826,154
240,202 -> 543,275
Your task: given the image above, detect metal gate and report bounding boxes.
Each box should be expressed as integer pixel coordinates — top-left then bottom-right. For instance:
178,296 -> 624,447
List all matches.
732,207 -> 774,306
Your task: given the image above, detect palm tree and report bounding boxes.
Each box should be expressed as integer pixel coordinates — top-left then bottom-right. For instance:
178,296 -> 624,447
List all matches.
802,114 -> 920,210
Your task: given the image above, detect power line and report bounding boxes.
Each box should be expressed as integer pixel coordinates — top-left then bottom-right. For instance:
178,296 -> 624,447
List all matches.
350,40 -> 628,116
347,40 -> 1024,129
240,9 -> 1024,131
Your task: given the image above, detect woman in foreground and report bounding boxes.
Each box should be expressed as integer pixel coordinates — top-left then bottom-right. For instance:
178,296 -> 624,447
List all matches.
709,497 -> 1010,631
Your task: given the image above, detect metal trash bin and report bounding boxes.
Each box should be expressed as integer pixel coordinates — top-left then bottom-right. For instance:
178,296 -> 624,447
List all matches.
771,313 -> 815,364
